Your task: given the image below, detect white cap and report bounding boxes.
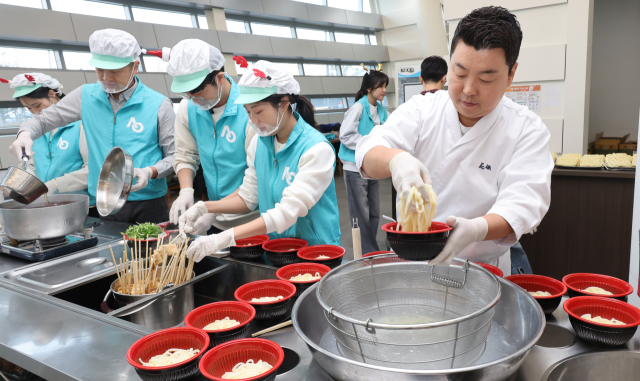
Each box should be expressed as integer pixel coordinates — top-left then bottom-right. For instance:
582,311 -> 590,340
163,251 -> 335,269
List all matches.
166,39 -> 226,93
88,29 -> 141,70
9,73 -> 62,98
234,60 -> 300,104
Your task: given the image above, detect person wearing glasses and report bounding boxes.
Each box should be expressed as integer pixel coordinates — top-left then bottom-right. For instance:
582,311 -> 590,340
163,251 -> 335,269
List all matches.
164,39 -> 258,234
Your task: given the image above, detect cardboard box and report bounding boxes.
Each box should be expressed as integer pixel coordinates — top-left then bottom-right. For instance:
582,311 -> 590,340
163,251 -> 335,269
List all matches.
593,132 -> 630,154
619,141 -> 637,150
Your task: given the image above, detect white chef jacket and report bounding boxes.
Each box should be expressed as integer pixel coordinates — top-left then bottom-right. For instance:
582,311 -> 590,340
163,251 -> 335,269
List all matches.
355,91 -> 554,274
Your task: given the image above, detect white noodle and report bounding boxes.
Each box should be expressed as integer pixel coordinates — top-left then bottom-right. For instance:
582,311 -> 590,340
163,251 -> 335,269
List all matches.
251,296 -> 283,302
290,272 -> 321,281
139,348 -> 200,367
316,255 -> 330,259
582,286 -> 613,295
203,317 -> 240,330
581,314 -> 625,325
222,359 -> 273,379
529,291 -> 552,297
397,185 -> 437,232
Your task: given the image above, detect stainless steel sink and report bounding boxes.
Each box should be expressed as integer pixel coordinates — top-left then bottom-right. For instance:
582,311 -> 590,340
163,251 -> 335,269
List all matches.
542,350 -> 640,380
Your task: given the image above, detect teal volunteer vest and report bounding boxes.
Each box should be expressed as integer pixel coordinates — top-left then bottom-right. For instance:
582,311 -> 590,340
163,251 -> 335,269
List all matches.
32,120 -> 93,204
81,79 -> 167,202
338,96 -> 388,163
255,113 -> 341,246
187,75 -> 249,201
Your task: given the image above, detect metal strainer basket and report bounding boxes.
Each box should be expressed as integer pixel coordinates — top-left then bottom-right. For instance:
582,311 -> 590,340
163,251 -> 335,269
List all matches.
316,255 -> 501,370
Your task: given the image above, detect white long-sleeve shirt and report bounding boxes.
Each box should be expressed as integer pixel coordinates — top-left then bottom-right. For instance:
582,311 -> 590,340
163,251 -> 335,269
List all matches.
339,101 -> 380,172
238,135 -> 336,234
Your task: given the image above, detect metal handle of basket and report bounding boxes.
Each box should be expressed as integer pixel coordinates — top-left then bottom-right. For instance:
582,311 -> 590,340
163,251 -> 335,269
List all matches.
430,260 -> 469,288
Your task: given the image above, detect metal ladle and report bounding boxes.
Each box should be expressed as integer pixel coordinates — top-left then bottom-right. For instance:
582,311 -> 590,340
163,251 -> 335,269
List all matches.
0,149 -> 48,204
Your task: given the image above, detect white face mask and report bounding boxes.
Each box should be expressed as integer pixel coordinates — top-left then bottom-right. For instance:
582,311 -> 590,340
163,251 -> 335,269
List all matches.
97,66 -> 135,94
249,104 -> 285,137
190,77 -> 223,111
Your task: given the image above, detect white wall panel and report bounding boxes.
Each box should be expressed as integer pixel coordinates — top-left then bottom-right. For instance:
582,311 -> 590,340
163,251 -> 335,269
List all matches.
137,74 -> 170,97
218,32 -> 274,56
71,14 -> 159,47
313,41 -> 354,60
314,113 -> 331,124
0,136 -> 21,168
210,0 -> 264,13
351,44 -> 390,62
306,5 -> 348,24
0,5 -> 77,43
154,25 -> 220,50
542,118 -> 563,153
270,37 -> 316,59
382,8 -> 416,29
327,112 -> 345,124
344,10 -> 384,29
262,0 -> 309,19
513,44 -> 566,83
295,76 -> 324,95
443,0 -> 568,21
320,77 -> 360,94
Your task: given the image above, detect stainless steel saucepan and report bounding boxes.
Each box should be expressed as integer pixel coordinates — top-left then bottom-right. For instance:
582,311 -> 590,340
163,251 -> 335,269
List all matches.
0,149 -> 48,204
96,147 -> 133,217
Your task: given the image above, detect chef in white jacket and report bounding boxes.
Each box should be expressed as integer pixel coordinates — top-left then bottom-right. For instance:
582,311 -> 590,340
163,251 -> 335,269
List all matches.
356,6 -> 553,275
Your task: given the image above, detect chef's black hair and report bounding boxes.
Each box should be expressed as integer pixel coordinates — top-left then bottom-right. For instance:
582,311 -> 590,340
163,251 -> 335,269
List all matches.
355,70 -> 389,102
20,86 -> 65,100
188,67 -> 225,94
450,6 -> 522,75
420,56 -> 448,83
262,93 -> 317,128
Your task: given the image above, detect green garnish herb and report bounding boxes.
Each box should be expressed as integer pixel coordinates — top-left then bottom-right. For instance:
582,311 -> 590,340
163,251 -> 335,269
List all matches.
122,223 -> 164,240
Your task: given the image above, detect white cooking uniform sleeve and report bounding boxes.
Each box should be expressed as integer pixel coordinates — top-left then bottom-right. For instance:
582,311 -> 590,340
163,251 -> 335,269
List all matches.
54,122 -> 90,193
339,103 -> 364,151
238,135 -> 260,211
172,99 -> 200,177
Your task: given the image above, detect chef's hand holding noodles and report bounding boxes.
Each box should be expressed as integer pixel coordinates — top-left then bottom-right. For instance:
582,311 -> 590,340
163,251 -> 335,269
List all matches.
397,185 -> 437,232
389,152 -> 432,213
222,359 -> 272,379
139,348 -> 200,367
428,216 -> 489,266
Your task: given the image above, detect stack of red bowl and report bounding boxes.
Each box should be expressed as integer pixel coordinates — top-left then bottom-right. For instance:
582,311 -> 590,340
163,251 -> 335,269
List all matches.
263,238 -> 308,267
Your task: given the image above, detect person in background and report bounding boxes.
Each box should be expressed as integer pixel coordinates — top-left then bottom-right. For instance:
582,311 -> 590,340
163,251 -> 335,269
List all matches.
338,67 -> 388,254
420,55 -> 448,94
356,6 -> 553,275
9,29 -> 175,223
179,61 -> 340,262
4,73 -> 93,210
161,39 -> 258,234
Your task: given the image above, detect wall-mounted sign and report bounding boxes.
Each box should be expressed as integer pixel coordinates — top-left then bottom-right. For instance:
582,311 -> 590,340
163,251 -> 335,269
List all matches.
505,85 -> 540,112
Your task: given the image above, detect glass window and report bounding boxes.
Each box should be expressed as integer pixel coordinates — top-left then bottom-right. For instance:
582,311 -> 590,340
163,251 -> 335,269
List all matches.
132,7 -> 193,28
296,28 -> 330,41
363,0 -> 371,13
50,0 -> 126,19
291,0 -> 323,4
0,0 -> 42,8
0,47 -> 57,69
226,20 -> 247,34
369,35 -> 377,45
327,0 -> 358,11
142,56 -> 168,73
0,107 -> 33,129
62,51 -> 93,70
310,97 -> 347,111
334,32 -> 366,44
303,64 -> 339,76
250,23 -> 292,38
198,15 -> 208,29
347,97 -> 355,107
273,63 -> 300,76
341,65 -> 368,76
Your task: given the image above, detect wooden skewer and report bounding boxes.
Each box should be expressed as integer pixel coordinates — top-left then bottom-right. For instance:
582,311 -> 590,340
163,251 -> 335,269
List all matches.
251,320 -> 292,337
109,246 -> 123,288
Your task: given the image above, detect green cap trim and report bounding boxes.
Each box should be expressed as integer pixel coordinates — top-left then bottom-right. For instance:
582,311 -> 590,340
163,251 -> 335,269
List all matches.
170,69 -> 210,93
12,84 -> 43,98
234,86 -> 278,105
89,53 -> 134,70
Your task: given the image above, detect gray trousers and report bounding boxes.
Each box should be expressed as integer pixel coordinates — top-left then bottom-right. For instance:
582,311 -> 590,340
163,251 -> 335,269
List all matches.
101,196 -> 169,224
343,170 -> 380,254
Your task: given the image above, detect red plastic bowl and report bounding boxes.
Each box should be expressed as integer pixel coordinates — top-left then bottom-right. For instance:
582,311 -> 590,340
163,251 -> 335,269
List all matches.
475,263 -> 504,277
184,302 -> 256,347
562,273 -> 633,301
297,245 -> 346,269
262,238 -> 308,267
199,338 -> 284,381
276,263 -> 331,297
235,234 -> 271,248
230,234 -> 271,261
381,222 -> 451,261
506,274 -> 566,315
127,327 -> 209,373
234,280 -> 297,320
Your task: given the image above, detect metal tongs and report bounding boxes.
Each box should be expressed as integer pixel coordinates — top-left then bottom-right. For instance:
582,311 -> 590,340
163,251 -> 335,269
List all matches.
431,260 -> 470,288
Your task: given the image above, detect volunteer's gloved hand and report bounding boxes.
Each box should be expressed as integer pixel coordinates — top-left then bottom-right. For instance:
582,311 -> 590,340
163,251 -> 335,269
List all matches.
10,131 -> 34,159
429,216 -> 488,266
169,188 -> 194,224
186,228 -> 235,262
179,201 -> 209,234
389,152 -> 432,211
130,167 -> 153,192
44,179 -> 58,195
193,213 -> 218,236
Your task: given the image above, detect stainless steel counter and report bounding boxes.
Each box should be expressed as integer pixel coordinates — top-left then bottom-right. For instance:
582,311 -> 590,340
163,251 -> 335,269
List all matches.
0,221 -> 638,381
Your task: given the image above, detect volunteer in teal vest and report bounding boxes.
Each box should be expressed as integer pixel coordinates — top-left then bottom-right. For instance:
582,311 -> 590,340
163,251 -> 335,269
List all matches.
338,67 -> 389,254
158,39 -> 258,235
11,29 -> 176,224
4,73 -> 93,207
179,60 -> 340,262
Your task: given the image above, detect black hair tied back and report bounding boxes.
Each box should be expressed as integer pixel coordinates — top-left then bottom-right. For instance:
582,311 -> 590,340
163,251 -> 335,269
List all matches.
355,66 -> 389,102
22,86 -> 65,100
262,93 -> 317,128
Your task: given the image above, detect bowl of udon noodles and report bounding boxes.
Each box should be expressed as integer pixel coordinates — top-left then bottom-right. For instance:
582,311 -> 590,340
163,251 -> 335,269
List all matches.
276,262 -> 332,297
185,301 -> 256,348
199,338 -> 284,381
127,327 -> 209,381
234,280 -> 297,321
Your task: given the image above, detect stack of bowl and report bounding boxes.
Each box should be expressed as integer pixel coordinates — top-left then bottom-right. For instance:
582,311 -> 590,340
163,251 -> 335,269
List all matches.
230,234 -> 271,261
263,238 -> 308,267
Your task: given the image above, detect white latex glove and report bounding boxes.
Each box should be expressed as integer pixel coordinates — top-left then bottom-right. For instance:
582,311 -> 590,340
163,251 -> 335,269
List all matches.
130,167 -> 153,192
10,131 -> 34,159
193,213 -> 218,236
389,152 -> 432,212
429,216 -> 489,266
179,201 -> 209,234
186,228 -> 235,262
169,188 -> 195,224
44,179 -> 58,195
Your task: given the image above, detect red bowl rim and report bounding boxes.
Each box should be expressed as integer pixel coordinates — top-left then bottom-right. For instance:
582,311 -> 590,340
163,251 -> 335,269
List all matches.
198,338 -> 284,381
297,245 -> 346,261
563,296 -> 640,328
381,221 -> 452,235
505,274 -> 567,298
126,327 -> 209,371
275,263 -> 332,284
562,273 -> 633,297
184,301 -> 256,333
475,262 -> 504,278
262,238 -> 309,252
234,280 -> 297,305
363,251 -> 394,257
233,234 -> 271,248
123,230 -> 168,242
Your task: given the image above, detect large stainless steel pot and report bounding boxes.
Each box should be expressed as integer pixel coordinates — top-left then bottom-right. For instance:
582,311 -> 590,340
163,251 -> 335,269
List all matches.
96,147 -> 133,216
0,150 -> 48,205
0,194 -> 89,241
